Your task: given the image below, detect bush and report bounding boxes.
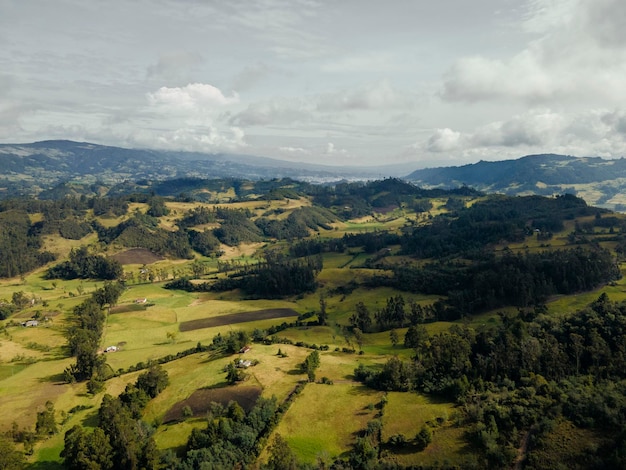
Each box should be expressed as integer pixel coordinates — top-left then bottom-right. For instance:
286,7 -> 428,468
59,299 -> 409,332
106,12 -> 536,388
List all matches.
415,425 -> 432,450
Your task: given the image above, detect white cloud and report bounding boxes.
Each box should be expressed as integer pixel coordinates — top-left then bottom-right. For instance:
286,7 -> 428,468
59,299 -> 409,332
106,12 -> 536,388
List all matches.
147,83 -> 239,111
472,109 -> 565,147
129,125 -> 246,153
420,108 -> 626,161
442,0 -> 626,104
279,146 -> 309,154
325,142 -> 348,156
138,83 -> 246,152
427,128 -> 463,153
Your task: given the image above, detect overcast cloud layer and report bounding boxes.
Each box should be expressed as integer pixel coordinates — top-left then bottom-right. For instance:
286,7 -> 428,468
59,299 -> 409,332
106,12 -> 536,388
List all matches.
1,0 -> 625,167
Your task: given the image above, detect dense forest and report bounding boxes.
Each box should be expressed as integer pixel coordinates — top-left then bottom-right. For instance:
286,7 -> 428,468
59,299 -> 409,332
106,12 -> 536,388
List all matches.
355,294 -> 626,467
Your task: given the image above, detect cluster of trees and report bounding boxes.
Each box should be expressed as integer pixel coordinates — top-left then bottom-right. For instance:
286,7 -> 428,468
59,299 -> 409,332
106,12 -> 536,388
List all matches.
63,282 -> 124,386
399,193 -> 596,259
179,396 -> 279,469
0,210 -> 55,278
0,435 -> 25,469
176,206 -> 217,228
348,295 -> 450,333
311,178 -> 478,218
58,218 -> 93,239
381,246 -> 620,318
91,196 -> 129,217
288,238 -> 345,258
342,231 -> 401,254
212,207 -> 263,246
211,330 -> 250,354
46,246 -> 122,280
300,350 -> 320,382
255,206 -> 336,240
94,213 -> 195,259
166,255 -> 322,299
62,365 -> 168,470
355,294 -> 626,468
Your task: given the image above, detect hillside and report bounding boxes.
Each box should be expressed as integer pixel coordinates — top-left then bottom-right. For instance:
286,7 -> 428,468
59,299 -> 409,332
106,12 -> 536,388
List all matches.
2,178 -> 626,469
0,140 -> 412,198
406,154 -> 626,210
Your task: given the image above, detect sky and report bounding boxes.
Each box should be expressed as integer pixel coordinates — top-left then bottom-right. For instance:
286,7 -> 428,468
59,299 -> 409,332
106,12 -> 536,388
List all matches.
1,0 -> 626,168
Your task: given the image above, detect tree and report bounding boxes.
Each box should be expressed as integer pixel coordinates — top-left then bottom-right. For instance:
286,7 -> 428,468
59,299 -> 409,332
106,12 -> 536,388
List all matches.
0,435 -> 25,470
350,301 -> 372,332
301,350 -> 321,382
318,292 -> 328,326
415,425 -> 432,450
136,365 -> 169,398
166,331 -> 178,343
182,406 -> 193,419
266,433 -> 297,470
62,425 -> 113,470
11,291 -> 30,310
353,327 -> 364,352
404,324 -> 429,350
226,362 -> 243,384
36,401 -> 58,436
390,329 -> 399,347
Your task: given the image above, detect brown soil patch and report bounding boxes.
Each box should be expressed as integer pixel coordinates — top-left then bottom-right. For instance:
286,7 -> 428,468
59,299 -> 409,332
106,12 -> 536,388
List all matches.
220,242 -> 264,260
164,385 -> 262,422
374,205 -> 399,214
109,303 -> 148,314
179,308 -> 298,332
110,248 -> 164,265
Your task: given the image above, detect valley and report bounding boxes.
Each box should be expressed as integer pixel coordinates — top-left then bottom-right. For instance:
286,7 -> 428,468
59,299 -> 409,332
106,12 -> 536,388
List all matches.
1,178 -> 626,469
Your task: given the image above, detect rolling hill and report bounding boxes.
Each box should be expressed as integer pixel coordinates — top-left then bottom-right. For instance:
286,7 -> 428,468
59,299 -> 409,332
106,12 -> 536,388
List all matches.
0,140 -> 412,198
406,153 -> 626,210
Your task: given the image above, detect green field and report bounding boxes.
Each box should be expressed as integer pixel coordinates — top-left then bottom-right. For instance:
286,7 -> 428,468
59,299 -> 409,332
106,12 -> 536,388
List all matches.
266,382 -> 382,464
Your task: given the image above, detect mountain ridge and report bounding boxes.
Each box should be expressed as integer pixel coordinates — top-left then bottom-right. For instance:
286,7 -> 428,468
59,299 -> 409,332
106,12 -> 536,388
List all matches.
3,140 -> 626,209
406,153 -> 626,210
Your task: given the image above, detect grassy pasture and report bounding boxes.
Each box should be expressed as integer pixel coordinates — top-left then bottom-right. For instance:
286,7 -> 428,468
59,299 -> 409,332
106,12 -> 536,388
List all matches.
264,382 -> 382,464
382,391 -> 457,439
147,343 -> 314,452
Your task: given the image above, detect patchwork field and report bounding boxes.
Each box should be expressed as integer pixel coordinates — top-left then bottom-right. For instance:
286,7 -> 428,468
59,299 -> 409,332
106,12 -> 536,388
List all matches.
179,308 -> 299,331
266,382 -> 382,464
3,188 -> 626,469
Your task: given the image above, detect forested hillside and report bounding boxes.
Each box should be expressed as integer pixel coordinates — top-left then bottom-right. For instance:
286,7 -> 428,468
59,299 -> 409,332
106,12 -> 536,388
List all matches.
2,177 -> 626,469
406,154 -> 626,210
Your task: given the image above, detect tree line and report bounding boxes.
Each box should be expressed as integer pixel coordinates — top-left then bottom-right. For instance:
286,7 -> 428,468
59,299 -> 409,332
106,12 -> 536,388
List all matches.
374,246 -> 620,318
62,365 -> 169,470
166,255 -> 322,299
63,282 -> 124,389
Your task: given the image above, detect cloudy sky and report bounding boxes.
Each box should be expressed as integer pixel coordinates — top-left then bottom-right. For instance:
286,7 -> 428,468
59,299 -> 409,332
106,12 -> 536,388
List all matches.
1,0 -> 625,167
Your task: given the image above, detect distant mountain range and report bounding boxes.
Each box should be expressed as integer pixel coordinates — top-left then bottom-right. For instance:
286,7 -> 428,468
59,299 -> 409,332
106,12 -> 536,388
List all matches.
1,141 -> 626,210
406,154 -> 626,210
0,140 -> 412,198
